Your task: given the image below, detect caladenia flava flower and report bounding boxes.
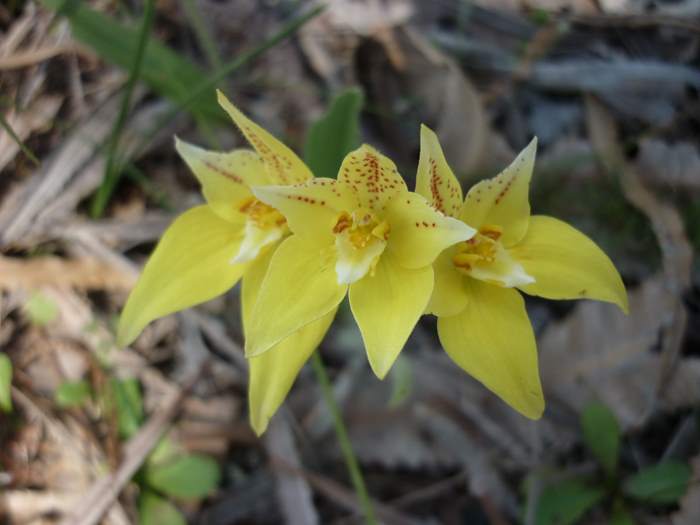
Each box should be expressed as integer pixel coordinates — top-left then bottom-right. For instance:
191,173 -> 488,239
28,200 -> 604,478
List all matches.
245,145 -> 476,381
416,125 -> 629,418
116,90 -> 334,435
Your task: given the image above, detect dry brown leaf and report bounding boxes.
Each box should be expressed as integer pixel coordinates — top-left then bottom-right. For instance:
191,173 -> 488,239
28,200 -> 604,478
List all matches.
540,275 -> 700,429
0,255 -> 136,292
586,95 -> 693,406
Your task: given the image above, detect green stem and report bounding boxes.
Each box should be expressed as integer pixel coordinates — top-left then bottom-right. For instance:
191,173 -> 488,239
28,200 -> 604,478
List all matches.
310,352 -> 378,525
90,0 -> 156,218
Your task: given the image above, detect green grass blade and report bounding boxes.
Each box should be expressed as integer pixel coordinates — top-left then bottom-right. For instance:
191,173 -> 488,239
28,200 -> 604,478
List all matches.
41,0 -> 221,121
179,0 -> 222,71
130,4 -> 326,160
0,110 -> 40,165
90,0 -> 156,218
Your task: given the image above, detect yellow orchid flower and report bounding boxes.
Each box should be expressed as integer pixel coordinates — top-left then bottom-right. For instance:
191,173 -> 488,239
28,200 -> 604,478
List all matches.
416,124 -> 628,419
116,90 -> 331,435
246,144 -> 476,380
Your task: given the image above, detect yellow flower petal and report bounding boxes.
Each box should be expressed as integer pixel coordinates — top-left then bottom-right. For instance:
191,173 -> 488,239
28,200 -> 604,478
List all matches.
117,206 -> 246,347
437,280 -> 544,419
174,137 -> 266,223
460,138 -> 537,247
217,90 -> 312,184
426,247 -> 469,317
245,235 -> 346,357
510,215 -> 628,312
415,124 -> 463,217
253,178 -> 357,243
241,247 -> 275,330
349,253 -> 433,379
248,309 -> 337,435
384,192 -> 475,269
338,144 -> 407,211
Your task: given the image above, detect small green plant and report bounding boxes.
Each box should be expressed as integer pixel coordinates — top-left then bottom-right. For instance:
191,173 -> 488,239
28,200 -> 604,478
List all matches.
530,401 -> 692,524
55,372 -> 220,523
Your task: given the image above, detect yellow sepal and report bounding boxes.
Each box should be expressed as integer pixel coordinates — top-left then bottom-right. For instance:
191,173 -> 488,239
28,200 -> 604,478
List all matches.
245,235 -> 346,357
117,206 -> 246,347
460,138 -> 537,247
349,253 -> 433,379
437,279 -> 544,419
415,124 -> 463,217
174,137 -> 266,223
510,215 -> 628,312
217,90 -> 312,184
384,191 -> 475,269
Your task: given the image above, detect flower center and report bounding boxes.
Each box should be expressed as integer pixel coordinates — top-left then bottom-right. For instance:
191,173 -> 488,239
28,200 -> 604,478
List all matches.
231,197 -> 289,264
239,197 -> 287,230
332,209 -> 390,284
452,224 -> 503,274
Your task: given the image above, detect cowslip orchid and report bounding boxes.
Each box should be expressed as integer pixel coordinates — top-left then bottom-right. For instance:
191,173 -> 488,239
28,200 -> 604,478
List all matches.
415,125 -> 628,418
116,90 -> 333,435
245,145 -> 475,381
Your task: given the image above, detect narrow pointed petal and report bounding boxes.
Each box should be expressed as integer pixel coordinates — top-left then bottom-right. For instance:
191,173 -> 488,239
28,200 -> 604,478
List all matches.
338,144 -> 407,211
175,137 -> 266,223
385,192 -> 475,269
437,280 -> 544,419
510,215 -> 628,312
117,206 -> 246,347
248,309 -> 337,435
349,253 -> 433,379
245,235 -> 346,356
217,90 -> 312,184
253,178 -> 356,242
426,248 -> 469,317
415,124 -> 463,217
460,138 -> 537,247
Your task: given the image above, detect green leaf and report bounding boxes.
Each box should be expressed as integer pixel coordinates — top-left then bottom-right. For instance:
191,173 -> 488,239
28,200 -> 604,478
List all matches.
24,292 -> 59,326
581,401 -> 620,476
148,438 -> 181,467
110,377 -> 144,439
0,354 -> 13,413
304,88 -> 364,178
145,454 -> 220,500
55,379 -> 91,408
623,461 -> 691,504
139,490 -> 187,525
40,0 -> 220,121
535,479 -> 605,525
